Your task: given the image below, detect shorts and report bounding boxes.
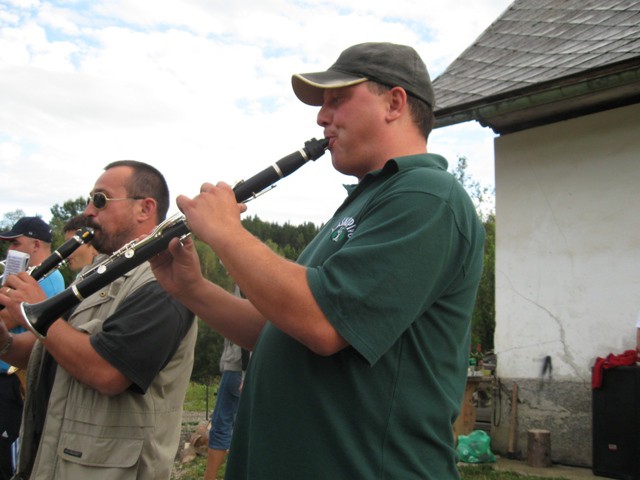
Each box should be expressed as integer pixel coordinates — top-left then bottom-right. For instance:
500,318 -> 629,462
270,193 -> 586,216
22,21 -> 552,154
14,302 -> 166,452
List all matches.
208,370 -> 242,450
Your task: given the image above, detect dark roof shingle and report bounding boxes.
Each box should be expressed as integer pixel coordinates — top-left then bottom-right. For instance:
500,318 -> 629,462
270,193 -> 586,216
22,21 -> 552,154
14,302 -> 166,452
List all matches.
433,0 -> 640,132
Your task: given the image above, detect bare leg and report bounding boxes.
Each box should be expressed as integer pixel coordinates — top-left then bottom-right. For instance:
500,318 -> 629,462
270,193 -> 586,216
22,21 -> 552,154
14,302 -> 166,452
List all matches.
203,448 -> 228,480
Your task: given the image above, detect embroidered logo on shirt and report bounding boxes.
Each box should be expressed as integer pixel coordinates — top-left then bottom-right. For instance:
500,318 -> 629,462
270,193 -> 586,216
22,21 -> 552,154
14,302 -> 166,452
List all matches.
330,217 -> 356,242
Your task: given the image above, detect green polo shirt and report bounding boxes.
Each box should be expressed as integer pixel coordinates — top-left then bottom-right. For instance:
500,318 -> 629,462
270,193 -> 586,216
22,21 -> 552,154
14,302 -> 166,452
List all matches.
226,153 -> 485,480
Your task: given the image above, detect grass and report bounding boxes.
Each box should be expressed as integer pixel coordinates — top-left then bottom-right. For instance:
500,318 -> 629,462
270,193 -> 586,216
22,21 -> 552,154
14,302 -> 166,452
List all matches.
182,380 -> 218,413
173,461 -> 571,480
172,457 -> 207,479
459,464 -> 569,479
172,382 -> 221,479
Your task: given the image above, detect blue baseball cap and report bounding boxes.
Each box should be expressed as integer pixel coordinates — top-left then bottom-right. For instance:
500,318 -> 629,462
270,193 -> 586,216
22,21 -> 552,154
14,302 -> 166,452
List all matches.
0,216 -> 52,243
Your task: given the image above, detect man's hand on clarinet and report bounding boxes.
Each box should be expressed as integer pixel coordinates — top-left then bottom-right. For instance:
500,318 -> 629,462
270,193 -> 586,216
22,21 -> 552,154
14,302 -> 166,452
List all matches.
176,182 -> 247,250
150,235 -> 204,299
0,272 -> 47,330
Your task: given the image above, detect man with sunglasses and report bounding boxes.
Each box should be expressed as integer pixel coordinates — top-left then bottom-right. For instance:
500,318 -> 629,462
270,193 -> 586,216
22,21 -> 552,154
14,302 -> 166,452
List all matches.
87,191 -> 146,209
0,160 -> 197,480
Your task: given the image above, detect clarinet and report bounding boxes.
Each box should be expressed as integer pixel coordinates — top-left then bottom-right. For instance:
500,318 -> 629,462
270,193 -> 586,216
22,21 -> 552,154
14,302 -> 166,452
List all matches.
0,227 -> 94,312
30,227 -> 95,281
20,137 -> 329,339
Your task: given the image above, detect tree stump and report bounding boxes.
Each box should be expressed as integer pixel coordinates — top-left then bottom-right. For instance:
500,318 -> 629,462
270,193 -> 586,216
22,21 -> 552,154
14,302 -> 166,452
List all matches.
527,429 -> 551,467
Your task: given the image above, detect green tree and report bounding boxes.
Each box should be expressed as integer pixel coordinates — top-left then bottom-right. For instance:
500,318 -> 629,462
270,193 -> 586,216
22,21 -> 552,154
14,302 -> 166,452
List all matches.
46,197 -> 88,285
0,210 -> 27,229
189,218 -> 320,382
0,209 -> 27,260
242,215 -> 320,260
190,239 -> 233,383
192,318 -> 225,384
452,156 -> 494,220
451,157 -> 496,352
195,239 -> 234,292
472,215 -> 495,351
49,196 -> 87,245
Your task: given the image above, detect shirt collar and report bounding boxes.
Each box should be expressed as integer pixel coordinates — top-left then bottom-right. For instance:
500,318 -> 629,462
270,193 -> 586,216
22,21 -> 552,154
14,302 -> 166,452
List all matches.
343,153 -> 448,194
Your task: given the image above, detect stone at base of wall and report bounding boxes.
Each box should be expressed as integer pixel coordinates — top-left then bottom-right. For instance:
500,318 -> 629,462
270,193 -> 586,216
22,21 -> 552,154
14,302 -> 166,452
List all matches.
489,378 -> 591,468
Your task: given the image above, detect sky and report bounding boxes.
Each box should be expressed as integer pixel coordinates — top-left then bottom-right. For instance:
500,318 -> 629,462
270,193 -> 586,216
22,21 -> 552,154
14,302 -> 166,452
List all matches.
0,0 -> 512,226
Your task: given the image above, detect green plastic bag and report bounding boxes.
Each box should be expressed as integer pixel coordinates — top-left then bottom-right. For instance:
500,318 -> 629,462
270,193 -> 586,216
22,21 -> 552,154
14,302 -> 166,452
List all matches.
456,430 -> 496,464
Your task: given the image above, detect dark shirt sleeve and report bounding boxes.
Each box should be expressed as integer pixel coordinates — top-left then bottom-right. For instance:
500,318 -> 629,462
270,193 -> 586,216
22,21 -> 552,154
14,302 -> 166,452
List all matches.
90,282 -> 194,394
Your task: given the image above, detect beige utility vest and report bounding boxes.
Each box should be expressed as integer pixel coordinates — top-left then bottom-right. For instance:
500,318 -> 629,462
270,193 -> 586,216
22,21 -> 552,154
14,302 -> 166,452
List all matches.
14,261 -> 197,480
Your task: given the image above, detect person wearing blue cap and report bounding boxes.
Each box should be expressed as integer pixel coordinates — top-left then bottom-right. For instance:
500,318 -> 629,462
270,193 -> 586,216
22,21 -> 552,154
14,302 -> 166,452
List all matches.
152,42 -> 485,480
0,216 -> 65,479
0,217 -> 65,298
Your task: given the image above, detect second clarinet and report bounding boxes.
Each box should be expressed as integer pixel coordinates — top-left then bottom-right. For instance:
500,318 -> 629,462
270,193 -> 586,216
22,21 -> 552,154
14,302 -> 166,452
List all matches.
0,227 -> 94,313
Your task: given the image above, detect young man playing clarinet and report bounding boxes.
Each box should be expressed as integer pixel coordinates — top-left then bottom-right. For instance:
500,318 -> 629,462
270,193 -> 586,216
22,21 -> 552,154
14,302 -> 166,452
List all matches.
151,42 -> 485,480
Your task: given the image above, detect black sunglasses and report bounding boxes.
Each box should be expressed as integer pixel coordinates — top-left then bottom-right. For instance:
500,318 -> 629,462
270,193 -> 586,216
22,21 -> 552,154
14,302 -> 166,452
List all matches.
87,192 -> 145,209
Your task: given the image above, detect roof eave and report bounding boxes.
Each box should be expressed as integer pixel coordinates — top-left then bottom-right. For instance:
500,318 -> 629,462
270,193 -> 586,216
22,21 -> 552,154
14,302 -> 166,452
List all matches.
434,61 -> 640,134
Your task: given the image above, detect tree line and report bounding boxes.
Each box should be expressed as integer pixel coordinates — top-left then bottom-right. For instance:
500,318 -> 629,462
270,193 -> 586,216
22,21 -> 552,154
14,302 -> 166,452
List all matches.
1,158 -> 495,380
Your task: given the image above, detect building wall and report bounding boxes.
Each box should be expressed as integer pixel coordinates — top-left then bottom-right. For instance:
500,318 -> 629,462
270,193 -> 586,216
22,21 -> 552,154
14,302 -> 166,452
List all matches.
491,102 -> 640,466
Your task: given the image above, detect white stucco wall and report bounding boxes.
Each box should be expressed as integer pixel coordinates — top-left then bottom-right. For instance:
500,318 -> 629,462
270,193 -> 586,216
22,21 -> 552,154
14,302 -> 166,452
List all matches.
494,102 -> 640,381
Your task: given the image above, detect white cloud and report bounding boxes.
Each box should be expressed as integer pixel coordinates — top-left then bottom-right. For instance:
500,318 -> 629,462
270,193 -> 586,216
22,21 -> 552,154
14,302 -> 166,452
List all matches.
0,0 -> 511,225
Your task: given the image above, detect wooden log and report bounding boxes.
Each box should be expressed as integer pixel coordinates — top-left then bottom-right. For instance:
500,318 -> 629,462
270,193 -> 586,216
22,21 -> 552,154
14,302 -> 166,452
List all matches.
527,429 -> 551,467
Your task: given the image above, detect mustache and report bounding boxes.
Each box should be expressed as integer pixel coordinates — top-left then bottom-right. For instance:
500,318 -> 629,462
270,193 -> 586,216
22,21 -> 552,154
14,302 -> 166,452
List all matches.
85,218 -> 101,232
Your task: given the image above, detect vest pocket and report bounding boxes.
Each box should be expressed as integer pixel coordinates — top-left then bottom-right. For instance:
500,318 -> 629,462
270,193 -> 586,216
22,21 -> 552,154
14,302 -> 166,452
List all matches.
56,432 -> 143,468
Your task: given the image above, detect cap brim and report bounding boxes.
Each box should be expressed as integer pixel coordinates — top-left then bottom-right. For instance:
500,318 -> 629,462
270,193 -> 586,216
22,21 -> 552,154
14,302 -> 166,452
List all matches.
292,72 -> 368,106
0,231 -> 20,240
